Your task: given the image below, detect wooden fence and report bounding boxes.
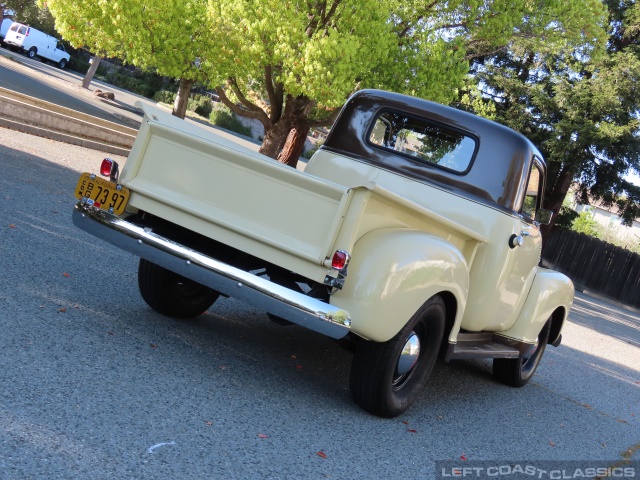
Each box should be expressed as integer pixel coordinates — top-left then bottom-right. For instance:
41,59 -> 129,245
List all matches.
541,228 -> 640,308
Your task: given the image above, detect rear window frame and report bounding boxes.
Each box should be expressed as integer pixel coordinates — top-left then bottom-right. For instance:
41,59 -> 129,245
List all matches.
365,108 -> 479,176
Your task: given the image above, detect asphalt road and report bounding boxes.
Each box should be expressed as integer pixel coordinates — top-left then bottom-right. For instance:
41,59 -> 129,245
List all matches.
0,126 -> 638,479
0,46 -> 146,129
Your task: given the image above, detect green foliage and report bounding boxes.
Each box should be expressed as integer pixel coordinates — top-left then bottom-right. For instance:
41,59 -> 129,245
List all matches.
209,108 -> 252,137
152,91 -> 213,118
97,68 -> 164,99
571,211 -> 602,237
153,90 -> 177,105
43,0 -> 210,83
569,209 -> 640,254
190,95 -> 213,118
554,207 -> 580,230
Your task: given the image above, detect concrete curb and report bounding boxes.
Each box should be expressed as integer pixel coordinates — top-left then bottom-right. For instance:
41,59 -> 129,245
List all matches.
0,116 -> 131,157
0,86 -> 137,155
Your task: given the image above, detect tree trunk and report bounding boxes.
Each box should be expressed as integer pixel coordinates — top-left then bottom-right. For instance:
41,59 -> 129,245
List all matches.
277,125 -> 310,168
82,55 -> 101,89
172,78 -> 194,119
259,120 -> 293,158
258,94 -> 313,160
541,166 -> 574,238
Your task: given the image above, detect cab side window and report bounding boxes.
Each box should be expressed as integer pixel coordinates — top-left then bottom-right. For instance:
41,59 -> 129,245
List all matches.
522,164 -> 541,220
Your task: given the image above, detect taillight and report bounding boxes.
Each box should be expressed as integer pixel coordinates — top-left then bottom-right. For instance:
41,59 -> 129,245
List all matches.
331,250 -> 350,270
100,158 -> 115,176
100,158 -> 120,182
26,28 -> 30,36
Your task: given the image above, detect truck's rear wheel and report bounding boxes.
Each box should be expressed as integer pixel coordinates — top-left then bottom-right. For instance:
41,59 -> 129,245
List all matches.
27,47 -> 37,59
493,318 -> 551,387
137,259 -> 219,319
349,295 -> 445,417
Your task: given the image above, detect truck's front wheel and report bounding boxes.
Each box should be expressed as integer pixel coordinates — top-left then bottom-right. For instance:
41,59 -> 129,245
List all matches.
349,296 -> 445,417
493,318 -> 551,387
137,259 -> 220,319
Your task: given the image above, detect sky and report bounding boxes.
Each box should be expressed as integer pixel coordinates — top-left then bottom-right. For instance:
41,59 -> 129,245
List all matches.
628,171 -> 640,187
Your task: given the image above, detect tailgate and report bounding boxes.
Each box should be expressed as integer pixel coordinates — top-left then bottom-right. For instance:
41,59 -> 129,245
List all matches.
120,104 -> 352,281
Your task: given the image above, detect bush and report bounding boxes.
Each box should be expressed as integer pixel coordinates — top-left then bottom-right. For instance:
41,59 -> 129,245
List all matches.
209,109 -> 252,137
153,90 -> 177,104
98,68 -> 165,99
571,211 -> 603,237
189,95 -> 213,118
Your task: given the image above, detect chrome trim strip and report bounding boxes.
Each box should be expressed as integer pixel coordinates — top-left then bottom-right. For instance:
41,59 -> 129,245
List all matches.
72,203 -> 351,339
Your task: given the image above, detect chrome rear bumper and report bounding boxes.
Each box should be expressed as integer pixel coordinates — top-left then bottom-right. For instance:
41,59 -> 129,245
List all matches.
72,203 -> 351,339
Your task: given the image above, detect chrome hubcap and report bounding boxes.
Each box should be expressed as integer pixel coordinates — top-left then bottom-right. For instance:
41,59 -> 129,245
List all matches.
397,332 -> 421,377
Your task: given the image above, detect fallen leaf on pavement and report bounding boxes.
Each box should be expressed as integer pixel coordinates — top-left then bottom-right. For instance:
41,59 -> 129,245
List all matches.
407,428 -> 417,433
549,441 -> 556,447
258,434 -> 268,439
204,420 -> 212,426
317,451 -> 327,459
8,224 -> 16,229
59,307 -> 67,312
150,343 -> 158,348
63,272 -> 70,278
461,455 -> 467,461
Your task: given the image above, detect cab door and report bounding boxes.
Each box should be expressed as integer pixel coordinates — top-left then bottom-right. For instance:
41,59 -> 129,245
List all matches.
461,157 -> 546,333
505,158 -> 546,325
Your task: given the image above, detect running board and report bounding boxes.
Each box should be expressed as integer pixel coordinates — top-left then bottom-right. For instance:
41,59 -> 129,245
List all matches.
444,332 -> 534,361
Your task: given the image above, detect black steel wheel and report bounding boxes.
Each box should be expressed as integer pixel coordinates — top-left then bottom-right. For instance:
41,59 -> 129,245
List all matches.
349,296 -> 445,417
137,259 -> 220,319
493,318 -> 552,387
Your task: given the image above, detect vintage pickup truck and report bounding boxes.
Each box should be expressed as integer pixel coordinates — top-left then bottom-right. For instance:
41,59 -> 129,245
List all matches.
72,89 -> 574,417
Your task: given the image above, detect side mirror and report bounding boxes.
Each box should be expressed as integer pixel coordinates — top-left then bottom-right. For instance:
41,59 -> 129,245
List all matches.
535,209 -> 553,225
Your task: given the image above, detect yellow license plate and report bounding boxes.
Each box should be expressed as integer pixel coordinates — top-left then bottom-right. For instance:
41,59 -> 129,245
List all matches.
74,172 -> 130,215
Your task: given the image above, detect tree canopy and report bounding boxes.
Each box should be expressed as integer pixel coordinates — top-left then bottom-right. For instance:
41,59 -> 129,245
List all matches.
470,0 -> 640,227
204,0 -> 609,164
43,0 -> 212,117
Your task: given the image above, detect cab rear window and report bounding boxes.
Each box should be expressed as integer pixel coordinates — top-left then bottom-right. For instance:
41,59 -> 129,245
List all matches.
368,111 -> 476,173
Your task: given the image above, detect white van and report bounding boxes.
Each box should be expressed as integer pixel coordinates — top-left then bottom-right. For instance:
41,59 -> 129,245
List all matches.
0,18 -> 12,45
4,22 -> 70,68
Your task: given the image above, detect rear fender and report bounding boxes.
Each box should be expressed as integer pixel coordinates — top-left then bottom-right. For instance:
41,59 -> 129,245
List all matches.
331,228 -> 468,342
498,267 -> 574,344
